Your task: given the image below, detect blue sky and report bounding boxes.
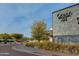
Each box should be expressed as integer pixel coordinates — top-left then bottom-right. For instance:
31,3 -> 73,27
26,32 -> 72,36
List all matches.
0,3 -> 74,37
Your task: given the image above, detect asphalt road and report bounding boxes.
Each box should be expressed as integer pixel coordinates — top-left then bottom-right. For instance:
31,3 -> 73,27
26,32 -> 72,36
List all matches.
0,44 -> 37,56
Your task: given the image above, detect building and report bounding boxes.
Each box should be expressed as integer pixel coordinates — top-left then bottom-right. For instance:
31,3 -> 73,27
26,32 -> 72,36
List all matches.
52,4 -> 79,44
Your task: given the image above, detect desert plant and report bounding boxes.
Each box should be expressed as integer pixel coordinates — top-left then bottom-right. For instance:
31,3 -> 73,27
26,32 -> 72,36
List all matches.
25,40 -> 79,55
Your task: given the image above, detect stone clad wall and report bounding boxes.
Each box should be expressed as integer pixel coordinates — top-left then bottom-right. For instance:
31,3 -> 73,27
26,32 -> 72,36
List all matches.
53,4 -> 79,44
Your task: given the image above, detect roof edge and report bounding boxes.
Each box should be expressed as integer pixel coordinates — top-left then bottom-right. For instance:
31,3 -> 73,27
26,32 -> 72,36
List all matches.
52,3 -> 79,14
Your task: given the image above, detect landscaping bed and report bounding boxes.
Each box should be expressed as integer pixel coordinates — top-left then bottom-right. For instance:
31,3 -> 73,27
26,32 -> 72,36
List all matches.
25,41 -> 79,55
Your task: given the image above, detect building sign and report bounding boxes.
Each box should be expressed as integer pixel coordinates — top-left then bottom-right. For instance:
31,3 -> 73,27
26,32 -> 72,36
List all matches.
77,17 -> 79,24
57,11 -> 72,22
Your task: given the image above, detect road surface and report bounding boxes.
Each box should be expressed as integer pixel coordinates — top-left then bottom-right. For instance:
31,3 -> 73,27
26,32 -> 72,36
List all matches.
0,44 -> 37,56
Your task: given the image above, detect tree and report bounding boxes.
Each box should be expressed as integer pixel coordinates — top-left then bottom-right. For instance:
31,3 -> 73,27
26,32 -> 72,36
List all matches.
32,20 -> 48,41
0,33 -> 24,43
1,33 -> 11,44
11,33 -> 23,39
2,33 -> 11,39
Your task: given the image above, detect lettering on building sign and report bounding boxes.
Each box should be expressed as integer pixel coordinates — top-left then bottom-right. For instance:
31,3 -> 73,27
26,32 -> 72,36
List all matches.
77,17 -> 79,24
57,11 -> 72,22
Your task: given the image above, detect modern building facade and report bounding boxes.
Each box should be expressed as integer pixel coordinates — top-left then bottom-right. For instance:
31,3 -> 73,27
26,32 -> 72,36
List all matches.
53,4 -> 79,44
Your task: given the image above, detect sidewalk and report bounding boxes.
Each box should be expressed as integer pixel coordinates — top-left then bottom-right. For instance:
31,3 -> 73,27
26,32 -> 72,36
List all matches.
12,44 -> 53,56
12,44 -> 78,56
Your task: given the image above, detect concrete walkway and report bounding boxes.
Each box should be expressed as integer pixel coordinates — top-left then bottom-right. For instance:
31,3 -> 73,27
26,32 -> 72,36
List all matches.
12,44 -> 78,56
12,44 -> 52,56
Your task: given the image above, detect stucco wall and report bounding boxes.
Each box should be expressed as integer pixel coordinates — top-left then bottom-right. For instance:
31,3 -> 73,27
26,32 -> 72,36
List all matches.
53,5 -> 79,36
53,4 -> 79,43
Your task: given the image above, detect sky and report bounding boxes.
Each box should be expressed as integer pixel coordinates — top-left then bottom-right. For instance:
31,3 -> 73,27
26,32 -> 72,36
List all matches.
0,3 -> 75,37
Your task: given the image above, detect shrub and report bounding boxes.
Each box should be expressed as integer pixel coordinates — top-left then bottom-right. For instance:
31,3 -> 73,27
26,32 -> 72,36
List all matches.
25,41 -> 79,55
26,42 -> 35,47
26,41 -> 54,50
